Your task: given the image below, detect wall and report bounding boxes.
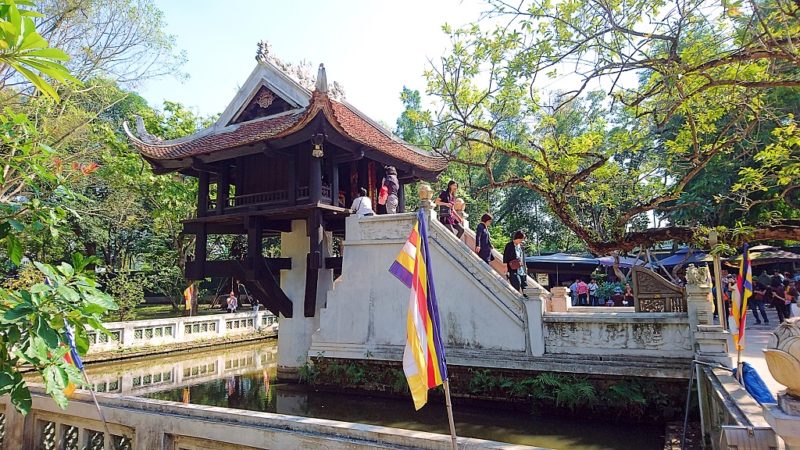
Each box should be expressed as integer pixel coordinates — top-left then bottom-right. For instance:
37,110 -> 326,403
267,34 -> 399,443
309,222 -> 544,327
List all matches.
87,311 -> 278,353
310,213 -> 532,363
543,312 -> 693,358
0,388 -> 539,450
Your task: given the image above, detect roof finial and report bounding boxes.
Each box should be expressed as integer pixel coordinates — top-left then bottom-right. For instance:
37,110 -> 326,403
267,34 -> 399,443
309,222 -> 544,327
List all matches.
256,40 -> 271,63
315,63 -> 328,93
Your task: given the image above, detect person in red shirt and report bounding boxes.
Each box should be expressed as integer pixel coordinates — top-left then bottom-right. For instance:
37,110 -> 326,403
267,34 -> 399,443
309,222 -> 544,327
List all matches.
576,279 -> 589,306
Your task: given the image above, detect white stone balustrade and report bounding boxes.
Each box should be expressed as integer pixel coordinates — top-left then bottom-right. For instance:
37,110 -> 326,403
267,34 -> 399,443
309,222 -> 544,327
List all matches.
87,311 -> 278,353
0,387 -> 538,450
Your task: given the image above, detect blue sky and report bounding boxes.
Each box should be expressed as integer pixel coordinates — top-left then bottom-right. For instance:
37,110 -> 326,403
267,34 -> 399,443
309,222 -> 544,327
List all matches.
139,0 -> 485,126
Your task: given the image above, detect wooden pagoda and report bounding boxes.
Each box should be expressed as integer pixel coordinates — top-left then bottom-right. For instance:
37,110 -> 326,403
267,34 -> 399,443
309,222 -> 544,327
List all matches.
125,56 -> 446,319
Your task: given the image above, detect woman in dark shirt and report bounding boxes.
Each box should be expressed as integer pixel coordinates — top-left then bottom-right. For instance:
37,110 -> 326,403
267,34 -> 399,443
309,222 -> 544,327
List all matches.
435,180 -> 464,239
475,213 -> 494,263
383,166 -> 400,214
502,230 -> 527,295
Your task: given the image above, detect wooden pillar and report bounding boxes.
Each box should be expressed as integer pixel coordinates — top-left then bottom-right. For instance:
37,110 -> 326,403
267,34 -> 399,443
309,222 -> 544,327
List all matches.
331,163 -> 339,206
247,216 -> 263,276
197,171 -> 209,218
305,210 -> 323,317
235,156 -> 245,197
310,152 -> 322,204
194,224 -> 207,280
398,182 -> 406,213
217,165 -> 230,214
287,154 -> 296,205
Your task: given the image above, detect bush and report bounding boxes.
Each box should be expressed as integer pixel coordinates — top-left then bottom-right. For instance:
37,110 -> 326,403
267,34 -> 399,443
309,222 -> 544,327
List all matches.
595,281 -> 624,301
105,272 -> 145,321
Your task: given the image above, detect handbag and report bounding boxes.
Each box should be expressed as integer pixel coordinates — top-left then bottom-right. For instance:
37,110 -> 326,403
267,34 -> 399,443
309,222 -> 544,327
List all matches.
378,179 -> 388,205
508,259 -> 522,270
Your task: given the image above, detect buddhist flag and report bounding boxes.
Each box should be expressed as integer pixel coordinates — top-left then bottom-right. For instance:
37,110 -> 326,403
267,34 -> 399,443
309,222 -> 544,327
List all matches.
732,243 -> 753,351
63,319 -> 84,397
389,209 -> 448,410
183,283 -> 197,310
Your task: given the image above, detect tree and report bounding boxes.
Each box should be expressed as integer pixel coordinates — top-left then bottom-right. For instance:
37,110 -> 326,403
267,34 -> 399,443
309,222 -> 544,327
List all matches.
426,0 -> 800,254
0,0 -> 118,414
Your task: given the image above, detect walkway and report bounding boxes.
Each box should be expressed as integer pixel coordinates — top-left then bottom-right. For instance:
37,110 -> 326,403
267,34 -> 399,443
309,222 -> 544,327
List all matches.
725,306 -> 783,394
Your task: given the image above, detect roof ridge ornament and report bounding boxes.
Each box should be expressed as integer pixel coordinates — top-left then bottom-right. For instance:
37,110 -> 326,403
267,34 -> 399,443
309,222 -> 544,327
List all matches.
315,64 -> 328,93
134,115 -> 162,144
256,40 -> 271,63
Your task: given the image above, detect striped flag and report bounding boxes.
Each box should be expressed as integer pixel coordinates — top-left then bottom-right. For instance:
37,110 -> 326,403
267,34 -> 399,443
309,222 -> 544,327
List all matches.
63,319 -> 84,396
732,243 -> 753,351
389,210 -> 448,410
183,283 -> 197,311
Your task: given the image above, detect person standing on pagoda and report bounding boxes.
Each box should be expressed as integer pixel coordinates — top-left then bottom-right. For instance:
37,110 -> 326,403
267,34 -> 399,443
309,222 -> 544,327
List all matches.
383,166 -> 400,214
435,180 -> 465,239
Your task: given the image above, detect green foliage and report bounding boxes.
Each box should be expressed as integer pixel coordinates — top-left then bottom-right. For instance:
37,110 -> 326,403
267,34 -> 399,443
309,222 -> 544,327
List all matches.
104,272 -> 144,321
424,0 -> 800,252
595,281 -> 624,301
298,361 -> 319,384
0,0 -> 78,102
0,254 -> 117,414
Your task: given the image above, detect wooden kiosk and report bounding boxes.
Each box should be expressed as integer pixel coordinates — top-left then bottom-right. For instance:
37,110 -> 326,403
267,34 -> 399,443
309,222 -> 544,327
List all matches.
126,55 -> 446,326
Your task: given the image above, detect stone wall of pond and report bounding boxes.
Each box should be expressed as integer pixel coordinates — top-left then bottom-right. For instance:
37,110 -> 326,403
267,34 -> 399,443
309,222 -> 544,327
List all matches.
309,213 -> 702,380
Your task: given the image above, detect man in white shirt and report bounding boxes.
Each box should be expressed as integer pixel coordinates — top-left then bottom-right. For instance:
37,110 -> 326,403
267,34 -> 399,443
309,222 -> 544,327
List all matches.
350,188 -> 375,217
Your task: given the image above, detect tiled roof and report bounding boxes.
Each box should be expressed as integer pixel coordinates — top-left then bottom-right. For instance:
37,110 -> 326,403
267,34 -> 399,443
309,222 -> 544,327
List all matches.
329,101 -> 448,172
129,112 -> 303,160
128,93 -> 447,173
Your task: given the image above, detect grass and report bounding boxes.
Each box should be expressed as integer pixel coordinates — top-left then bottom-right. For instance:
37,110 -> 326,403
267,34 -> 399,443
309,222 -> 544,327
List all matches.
131,303 -> 233,321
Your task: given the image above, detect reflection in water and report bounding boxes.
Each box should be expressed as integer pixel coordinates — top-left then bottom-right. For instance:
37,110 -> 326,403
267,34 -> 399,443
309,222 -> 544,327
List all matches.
87,342 -> 664,449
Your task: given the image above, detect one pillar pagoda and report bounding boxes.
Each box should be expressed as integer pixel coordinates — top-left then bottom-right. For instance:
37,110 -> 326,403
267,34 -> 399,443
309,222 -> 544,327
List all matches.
125,52 -> 446,337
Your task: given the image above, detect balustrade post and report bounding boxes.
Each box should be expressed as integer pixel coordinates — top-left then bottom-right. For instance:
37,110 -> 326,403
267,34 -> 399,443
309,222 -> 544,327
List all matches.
685,264 -> 730,366
523,285 -> 548,356
548,286 -> 569,312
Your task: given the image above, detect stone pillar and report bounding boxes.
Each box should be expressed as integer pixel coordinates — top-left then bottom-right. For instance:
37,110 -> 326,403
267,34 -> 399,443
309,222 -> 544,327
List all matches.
418,182 -> 434,223
763,318 -> 800,450
685,264 -> 731,366
548,286 -> 569,313
277,219 -> 316,381
523,285 -> 549,356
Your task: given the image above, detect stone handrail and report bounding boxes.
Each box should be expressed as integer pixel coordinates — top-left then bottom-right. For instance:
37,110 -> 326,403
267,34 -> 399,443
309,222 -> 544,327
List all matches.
87,311 -> 278,353
0,388 -> 541,450
697,367 -> 780,449
427,216 -> 550,324
460,224 -> 538,288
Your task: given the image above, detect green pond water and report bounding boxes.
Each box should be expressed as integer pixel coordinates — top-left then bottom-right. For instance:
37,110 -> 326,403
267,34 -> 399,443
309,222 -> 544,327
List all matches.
85,341 -> 665,449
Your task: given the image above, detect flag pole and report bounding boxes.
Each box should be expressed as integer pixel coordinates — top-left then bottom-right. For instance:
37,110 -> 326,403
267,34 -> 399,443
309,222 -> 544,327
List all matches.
442,379 -> 458,450
80,370 -> 118,450
732,287 -> 744,384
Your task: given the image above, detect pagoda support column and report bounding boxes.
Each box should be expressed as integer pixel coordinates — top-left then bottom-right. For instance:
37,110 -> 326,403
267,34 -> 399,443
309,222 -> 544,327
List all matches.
398,182 -> 406,213
287,154 -> 296,205
310,152 -> 322,204
277,217 -> 328,382
217,165 -> 230,214
193,224 -> 207,280
197,171 -> 209,217
331,162 -> 339,206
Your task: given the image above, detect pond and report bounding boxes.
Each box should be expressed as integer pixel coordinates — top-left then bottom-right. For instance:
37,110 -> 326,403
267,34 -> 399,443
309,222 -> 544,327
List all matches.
84,341 -> 664,449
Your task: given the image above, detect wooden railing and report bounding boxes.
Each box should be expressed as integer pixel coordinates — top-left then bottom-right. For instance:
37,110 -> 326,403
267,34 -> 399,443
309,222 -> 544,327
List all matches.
202,184 -> 335,214
229,190 -> 289,208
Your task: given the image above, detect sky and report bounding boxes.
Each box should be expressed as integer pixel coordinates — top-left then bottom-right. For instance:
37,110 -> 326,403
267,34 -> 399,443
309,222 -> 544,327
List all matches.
138,0 -> 486,126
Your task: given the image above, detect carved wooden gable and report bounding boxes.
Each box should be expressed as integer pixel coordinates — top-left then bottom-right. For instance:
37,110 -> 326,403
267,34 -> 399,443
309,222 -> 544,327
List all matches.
230,86 -> 296,124
632,266 -> 687,312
